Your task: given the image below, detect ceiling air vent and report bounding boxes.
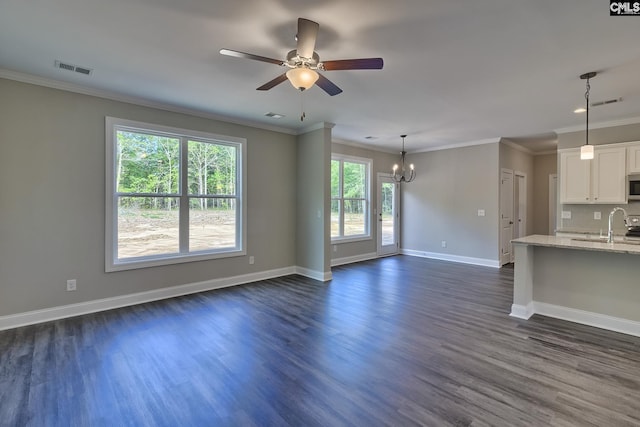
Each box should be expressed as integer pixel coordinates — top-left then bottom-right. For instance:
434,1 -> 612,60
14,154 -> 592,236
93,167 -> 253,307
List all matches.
264,112 -> 284,119
591,97 -> 622,107
55,60 -> 93,76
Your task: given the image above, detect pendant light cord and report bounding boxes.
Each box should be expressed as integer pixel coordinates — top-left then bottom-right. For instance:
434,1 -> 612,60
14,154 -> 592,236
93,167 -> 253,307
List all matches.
585,77 -> 590,146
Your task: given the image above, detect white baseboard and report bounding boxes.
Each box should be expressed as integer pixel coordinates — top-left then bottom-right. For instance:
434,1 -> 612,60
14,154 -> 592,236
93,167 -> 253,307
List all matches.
331,252 -> 378,267
533,302 -> 640,338
510,303 -> 534,319
295,266 -> 332,282
0,266 -> 297,331
401,249 -> 500,268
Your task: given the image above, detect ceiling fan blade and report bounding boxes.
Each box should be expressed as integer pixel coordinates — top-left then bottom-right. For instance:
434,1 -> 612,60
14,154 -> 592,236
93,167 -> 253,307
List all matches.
321,58 -> 384,71
296,18 -> 319,59
220,48 -> 283,66
316,73 -> 343,96
257,73 -> 289,91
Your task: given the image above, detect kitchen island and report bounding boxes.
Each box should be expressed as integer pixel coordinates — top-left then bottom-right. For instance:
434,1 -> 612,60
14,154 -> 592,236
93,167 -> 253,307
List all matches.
511,234 -> 640,337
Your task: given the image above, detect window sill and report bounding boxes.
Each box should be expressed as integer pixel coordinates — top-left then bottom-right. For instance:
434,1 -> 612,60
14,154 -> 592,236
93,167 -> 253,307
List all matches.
331,236 -> 372,245
106,249 -> 246,272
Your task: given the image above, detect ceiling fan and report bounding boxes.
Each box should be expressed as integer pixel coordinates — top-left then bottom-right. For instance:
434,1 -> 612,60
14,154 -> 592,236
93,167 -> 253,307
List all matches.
220,18 -> 384,96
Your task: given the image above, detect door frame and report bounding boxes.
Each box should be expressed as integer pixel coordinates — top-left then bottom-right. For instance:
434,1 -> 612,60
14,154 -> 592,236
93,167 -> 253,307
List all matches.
500,168 -> 514,265
376,173 -> 399,256
512,171 -> 527,262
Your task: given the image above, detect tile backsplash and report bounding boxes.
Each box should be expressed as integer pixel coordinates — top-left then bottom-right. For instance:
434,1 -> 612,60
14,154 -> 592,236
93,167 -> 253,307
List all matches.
558,202 -> 640,234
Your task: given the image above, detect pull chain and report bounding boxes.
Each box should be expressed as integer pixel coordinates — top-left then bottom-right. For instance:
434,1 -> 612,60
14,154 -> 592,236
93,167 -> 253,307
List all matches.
300,89 -> 306,122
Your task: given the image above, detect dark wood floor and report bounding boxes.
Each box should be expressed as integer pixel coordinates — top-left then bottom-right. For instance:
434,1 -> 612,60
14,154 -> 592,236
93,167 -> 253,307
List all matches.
1,256 -> 640,426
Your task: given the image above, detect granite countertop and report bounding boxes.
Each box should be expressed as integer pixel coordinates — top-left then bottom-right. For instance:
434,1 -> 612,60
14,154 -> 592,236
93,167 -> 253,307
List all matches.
512,234 -> 640,255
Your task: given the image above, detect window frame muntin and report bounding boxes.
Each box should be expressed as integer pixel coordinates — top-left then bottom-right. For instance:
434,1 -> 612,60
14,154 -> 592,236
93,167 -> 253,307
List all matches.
105,117 -> 247,272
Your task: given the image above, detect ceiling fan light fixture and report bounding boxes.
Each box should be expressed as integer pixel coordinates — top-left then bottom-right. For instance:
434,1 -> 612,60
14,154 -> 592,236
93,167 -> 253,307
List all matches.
286,67 -> 319,91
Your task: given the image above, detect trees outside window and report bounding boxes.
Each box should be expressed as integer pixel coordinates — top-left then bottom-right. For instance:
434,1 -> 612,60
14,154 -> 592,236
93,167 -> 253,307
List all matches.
106,117 -> 246,271
331,154 -> 371,241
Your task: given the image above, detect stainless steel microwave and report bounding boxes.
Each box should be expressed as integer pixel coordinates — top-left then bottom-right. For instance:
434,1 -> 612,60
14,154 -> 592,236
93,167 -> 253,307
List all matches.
629,174 -> 640,200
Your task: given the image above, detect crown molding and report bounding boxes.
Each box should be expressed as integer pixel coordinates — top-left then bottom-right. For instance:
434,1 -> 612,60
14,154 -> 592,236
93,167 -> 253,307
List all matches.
413,137 -> 501,153
331,138 -> 398,154
554,115 -> 640,135
0,68 -> 298,136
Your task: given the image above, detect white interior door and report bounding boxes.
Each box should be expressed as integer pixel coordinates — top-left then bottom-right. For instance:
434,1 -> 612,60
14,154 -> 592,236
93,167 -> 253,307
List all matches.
377,174 -> 399,256
500,169 -> 514,265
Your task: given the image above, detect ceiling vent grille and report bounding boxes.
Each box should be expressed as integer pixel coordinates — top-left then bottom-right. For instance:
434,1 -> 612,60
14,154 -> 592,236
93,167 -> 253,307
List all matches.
591,97 -> 622,107
55,60 -> 93,76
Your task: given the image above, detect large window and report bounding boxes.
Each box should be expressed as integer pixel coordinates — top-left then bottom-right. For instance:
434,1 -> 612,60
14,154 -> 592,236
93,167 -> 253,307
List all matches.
106,117 -> 246,271
331,154 -> 371,241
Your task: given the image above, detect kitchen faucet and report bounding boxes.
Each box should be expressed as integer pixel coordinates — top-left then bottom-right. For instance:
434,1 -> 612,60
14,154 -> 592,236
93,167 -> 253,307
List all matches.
608,207 -> 628,243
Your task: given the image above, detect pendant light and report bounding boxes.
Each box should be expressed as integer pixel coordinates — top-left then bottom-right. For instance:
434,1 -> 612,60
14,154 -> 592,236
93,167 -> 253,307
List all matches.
392,135 -> 415,183
580,71 -> 597,160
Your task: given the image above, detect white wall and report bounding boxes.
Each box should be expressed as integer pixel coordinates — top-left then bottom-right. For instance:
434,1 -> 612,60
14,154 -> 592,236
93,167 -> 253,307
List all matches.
401,143 -> 500,265
0,78 -> 300,318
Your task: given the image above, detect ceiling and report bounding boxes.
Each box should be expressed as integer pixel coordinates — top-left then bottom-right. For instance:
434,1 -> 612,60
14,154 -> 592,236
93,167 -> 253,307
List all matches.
2,0 -> 640,153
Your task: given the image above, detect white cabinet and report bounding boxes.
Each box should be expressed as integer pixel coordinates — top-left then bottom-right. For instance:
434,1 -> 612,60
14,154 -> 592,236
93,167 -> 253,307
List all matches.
627,143 -> 640,174
560,147 -> 626,204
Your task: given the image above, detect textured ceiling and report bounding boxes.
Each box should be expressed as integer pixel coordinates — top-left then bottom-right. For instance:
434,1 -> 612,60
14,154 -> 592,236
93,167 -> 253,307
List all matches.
1,0 -> 640,153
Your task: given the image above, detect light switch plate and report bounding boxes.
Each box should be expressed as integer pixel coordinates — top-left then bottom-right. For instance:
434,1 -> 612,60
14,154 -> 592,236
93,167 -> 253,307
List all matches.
477,209 -> 485,217
594,211 -> 601,220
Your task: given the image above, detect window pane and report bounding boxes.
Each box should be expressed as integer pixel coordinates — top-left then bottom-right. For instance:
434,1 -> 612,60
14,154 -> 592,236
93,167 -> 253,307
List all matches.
381,182 -> 396,245
117,197 -> 179,259
344,199 -> 366,236
188,141 -> 236,195
331,160 -> 340,198
331,199 -> 341,238
116,131 -> 180,194
189,198 -> 236,251
343,162 -> 366,199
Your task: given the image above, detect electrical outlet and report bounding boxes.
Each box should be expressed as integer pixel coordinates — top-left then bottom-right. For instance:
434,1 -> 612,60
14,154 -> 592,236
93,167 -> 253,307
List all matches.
66,279 -> 77,292
333,245 -> 337,252
594,211 -> 601,220
249,256 -> 255,265
561,211 -> 572,219
441,240 -> 447,248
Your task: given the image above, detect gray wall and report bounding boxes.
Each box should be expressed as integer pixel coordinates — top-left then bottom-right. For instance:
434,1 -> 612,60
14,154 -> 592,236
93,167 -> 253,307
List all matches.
330,142 -> 397,260
499,142 -> 535,236
296,126 -> 331,276
0,78 -> 299,317
401,143 -> 500,262
532,153 -> 557,235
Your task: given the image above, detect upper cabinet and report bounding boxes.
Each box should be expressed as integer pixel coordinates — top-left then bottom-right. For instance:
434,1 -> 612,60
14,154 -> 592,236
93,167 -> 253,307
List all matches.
560,146 -> 626,204
628,144 -> 640,174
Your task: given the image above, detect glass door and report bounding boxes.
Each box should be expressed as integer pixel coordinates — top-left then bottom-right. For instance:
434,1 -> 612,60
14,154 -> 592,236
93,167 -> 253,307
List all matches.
377,174 -> 399,256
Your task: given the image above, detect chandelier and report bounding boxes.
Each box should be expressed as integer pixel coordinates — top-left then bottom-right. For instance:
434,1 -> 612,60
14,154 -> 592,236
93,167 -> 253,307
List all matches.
392,134 -> 415,183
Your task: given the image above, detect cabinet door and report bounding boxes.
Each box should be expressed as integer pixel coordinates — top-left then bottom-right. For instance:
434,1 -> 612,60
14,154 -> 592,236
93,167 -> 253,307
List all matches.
592,147 -> 626,203
560,151 -> 590,203
627,144 -> 640,174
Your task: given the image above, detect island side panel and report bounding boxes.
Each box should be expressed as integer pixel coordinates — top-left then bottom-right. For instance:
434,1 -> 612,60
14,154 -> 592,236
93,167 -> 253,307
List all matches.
511,242 -> 534,319
532,246 -> 640,323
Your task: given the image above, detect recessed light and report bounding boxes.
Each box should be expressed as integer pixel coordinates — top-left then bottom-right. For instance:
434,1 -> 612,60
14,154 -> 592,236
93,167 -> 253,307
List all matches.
264,112 -> 285,119
364,136 -> 377,140
574,107 -> 586,114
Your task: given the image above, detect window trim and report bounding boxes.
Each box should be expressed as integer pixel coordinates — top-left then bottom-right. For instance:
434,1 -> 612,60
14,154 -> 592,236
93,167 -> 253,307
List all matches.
105,117 -> 247,272
331,153 -> 372,243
